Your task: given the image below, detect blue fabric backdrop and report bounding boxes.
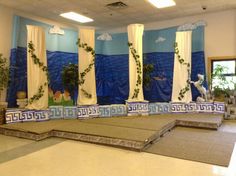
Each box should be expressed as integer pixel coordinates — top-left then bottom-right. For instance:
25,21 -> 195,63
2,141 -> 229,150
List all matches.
7,16 -> 206,107
7,48 -> 206,107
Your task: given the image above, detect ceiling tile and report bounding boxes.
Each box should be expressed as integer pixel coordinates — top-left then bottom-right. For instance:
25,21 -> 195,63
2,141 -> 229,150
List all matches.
0,0 -> 235,31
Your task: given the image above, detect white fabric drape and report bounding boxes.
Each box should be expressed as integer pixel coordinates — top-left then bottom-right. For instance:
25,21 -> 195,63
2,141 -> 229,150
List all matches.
26,25 -> 48,109
127,24 -> 144,101
172,31 -> 192,102
77,28 -> 97,105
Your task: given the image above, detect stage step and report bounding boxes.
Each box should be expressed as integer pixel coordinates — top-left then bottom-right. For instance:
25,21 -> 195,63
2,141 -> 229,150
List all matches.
0,114 -> 223,150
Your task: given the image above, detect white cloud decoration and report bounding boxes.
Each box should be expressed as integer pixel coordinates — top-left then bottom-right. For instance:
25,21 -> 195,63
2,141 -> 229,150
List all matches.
177,20 -> 207,31
49,25 -> 65,35
177,23 -> 196,31
97,33 -> 112,41
195,20 -> 207,27
155,37 -> 166,43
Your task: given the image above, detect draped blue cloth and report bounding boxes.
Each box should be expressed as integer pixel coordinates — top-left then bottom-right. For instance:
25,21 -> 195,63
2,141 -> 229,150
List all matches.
7,48 -> 206,107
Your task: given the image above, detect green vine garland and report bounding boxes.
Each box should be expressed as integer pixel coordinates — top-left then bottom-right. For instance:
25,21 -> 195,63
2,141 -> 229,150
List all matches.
128,42 -> 142,99
76,38 -> 95,99
28,41 -> 49,104
174,42 -> 191,101
0,53 -> 10,91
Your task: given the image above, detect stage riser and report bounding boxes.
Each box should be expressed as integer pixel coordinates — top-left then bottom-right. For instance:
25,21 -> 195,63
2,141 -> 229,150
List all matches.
0,127 -> 149,150
158,122 -> 177,136
0,121 -> 176,151
176,120 -> 219,129
0,128 -> 50,141
52,131 -> 145,150
5,102 -> 225,124
0,114 -> 222,151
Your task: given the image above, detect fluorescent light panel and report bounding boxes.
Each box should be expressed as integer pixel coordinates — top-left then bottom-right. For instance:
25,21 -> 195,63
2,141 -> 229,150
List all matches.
148,0 -> 176,8
60,12 -> 93,23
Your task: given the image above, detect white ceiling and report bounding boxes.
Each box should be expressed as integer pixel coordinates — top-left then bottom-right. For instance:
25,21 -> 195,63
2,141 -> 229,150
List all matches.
0,0 -> 236,31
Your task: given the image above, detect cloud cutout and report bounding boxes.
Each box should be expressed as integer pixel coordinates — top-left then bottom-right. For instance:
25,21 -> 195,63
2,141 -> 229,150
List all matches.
97,33 -> 112,41
195,20 -> 207,27
49,25 -> 64,35
177,20 -> 207,31
177,23 -> 196,31
155,37 -> 166,43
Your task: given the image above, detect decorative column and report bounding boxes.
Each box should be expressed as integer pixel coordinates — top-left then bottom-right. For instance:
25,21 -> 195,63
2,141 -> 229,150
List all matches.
26,25 -> 48,110
127,24 -> 144,101
127,24 -> 148,116
171,31 -> 192,103
77,28 -> 98,118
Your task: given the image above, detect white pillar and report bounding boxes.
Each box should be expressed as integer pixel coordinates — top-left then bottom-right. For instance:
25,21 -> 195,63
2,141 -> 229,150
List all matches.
127,24 -> 144,102
77,28 -> 97,105
26,25 -> 48,109
172,31 -> 192,102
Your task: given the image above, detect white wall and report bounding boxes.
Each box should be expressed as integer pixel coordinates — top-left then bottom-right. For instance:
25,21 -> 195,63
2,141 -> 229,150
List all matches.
0,5 -> 14,59
0,5 -> 14,101
203,10 -> 236,58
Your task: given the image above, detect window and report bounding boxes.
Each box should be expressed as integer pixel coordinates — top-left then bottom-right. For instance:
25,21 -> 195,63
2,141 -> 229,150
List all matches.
210,58 -> 236,90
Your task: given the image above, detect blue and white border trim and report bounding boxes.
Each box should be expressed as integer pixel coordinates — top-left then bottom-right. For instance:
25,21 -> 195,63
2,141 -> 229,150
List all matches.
3,101 -> 225,123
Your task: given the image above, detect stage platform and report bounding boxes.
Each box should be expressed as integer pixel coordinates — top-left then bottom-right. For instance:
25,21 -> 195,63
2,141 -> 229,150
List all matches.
83,113 -> 223,130
0,113 -> 223,150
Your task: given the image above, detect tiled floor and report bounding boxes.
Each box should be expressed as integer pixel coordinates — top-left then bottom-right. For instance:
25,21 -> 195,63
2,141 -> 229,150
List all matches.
219,120 -> 236,133
0,120 -> 235,176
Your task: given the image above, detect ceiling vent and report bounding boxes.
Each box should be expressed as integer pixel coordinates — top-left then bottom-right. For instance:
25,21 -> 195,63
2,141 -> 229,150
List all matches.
106,1 -> 128,10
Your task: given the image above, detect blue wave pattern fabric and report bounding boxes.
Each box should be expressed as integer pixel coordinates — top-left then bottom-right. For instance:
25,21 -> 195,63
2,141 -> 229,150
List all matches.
7,48 -> 205,107
143,51 -> 206,102
8,47 -> 27,107
95,54 -> 129,104
143,52 -> 174,102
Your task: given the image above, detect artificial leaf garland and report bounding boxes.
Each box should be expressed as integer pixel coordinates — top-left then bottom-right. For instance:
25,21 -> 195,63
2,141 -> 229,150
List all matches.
0,53 -> 10,91
28,41 -> 49,104
128,42 -> 142,99
174,42 -> 191,101
76,38 -> 96,98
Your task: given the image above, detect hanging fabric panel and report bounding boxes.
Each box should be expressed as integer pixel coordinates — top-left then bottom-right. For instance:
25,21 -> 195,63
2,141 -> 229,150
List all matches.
26,25 -> 48,109
77,28 -> 97,105
171,31 -> 192,103
127,24 -> 144,101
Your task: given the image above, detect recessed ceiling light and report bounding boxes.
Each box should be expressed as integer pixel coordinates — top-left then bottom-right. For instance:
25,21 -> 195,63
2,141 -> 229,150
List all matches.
148,0 -> 176,8
60,12 -> 93,23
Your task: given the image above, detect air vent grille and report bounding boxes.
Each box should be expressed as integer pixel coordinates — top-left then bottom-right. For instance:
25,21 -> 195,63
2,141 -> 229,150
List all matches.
106,1 -> 128,10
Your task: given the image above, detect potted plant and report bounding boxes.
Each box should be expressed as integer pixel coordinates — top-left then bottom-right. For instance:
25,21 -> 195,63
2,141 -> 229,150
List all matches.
0,53 -> 9,124
143,63 -> 154,88
0,53 -> 9,107
61,63 -> 78,105
209,64 -> 231,102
